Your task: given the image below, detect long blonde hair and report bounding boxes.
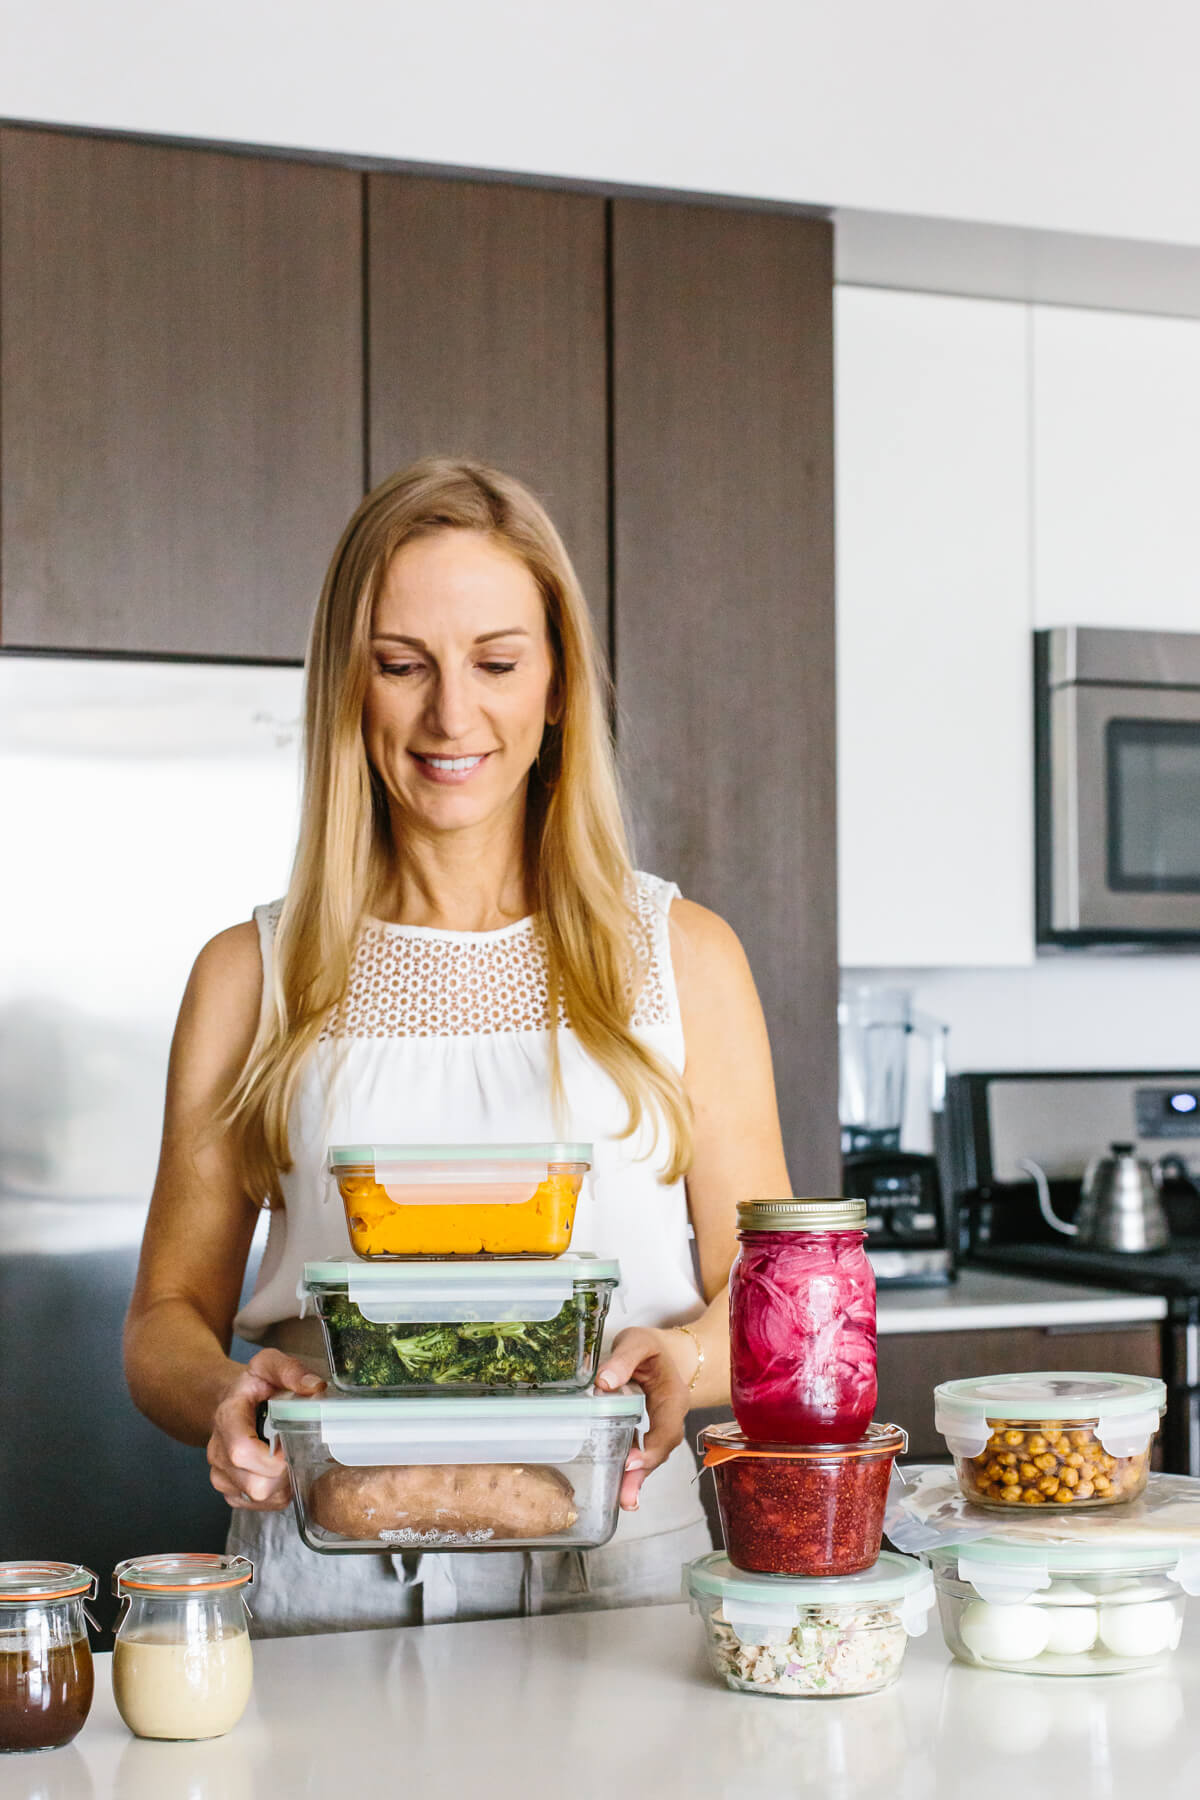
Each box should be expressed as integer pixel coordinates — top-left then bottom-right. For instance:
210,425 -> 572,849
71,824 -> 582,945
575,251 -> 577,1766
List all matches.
226,457 -> 692,1205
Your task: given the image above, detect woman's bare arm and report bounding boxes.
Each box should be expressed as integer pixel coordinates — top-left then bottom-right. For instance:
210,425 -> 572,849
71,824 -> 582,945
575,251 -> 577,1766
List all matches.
124,921 -> 323,1508
596,897 -> 791,1504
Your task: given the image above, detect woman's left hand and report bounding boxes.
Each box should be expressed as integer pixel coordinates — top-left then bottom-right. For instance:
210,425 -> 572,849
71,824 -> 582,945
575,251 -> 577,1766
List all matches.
595,1326 -> 691,1512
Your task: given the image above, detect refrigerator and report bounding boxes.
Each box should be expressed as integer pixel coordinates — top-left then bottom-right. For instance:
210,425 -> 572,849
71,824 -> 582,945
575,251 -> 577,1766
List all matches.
0,651 -> 304,1636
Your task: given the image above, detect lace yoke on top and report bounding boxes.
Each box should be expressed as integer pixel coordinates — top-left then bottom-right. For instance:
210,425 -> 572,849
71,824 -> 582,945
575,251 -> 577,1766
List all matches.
292,879 -> 673,1041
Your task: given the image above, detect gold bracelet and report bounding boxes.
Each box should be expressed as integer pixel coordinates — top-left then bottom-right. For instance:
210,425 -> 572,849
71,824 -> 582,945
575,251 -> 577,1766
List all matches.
673,1323 -> 705,1392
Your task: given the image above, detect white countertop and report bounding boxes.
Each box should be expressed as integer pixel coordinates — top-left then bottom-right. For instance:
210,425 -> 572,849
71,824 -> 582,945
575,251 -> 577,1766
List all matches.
877,1267 -> 1167,1334
8,1599 -> 1200,1799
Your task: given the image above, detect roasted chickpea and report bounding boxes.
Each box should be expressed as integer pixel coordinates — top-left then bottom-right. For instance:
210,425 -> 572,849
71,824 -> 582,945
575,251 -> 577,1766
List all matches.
1053,1488 -> 1075,1503
999,1486 -> 1023,1504
1019,1462 -> 1039,1482
1037,1474 -> 1060,1496
1069,1429 -> 1093,1449
1000,1468 -> 1020,1486
1075,1480 -> 1095,1499
999,1453 -> 1018,1468
1003,1431 -> 1025,1448
1026,1434 -> 1049,1455
1020,1488 -> 1045,1504
1065,1452 -> 1085,1469
1060,1466 -> 1080,1488
1093,1475 -> 1111,1495
1034,1453 -> 1058,1473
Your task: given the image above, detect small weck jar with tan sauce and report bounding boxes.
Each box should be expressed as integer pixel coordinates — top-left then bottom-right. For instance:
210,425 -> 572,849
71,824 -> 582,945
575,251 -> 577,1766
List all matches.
111,1553 -> 254,1741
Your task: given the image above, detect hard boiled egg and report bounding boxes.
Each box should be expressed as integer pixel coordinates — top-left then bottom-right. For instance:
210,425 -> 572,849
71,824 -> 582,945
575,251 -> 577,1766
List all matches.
1098,1600 -> 1180,1660
1042,1606 -> 1098,1655
959,1601 -> 1051,1663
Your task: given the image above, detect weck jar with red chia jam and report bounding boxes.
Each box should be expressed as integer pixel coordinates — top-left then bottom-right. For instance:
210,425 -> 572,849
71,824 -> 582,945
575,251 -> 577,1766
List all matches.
729,1198 -> 877,1445
700,1421 -> 906,1577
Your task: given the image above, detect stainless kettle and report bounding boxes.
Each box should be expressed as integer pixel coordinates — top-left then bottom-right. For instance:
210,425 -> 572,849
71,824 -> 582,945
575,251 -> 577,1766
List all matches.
1017,1142 -> 1170,1255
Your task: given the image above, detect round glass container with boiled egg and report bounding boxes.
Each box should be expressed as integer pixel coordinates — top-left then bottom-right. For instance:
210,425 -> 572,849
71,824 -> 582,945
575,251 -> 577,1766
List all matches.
927,1538 -> 1199,1675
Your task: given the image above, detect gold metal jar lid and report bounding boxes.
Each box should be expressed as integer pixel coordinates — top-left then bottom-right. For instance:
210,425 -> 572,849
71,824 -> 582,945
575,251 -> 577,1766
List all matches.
736,1198 -> 868,1232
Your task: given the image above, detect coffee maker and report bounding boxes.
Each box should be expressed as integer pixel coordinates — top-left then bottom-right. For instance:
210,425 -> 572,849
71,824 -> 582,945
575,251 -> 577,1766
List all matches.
839,986 -> 953,1285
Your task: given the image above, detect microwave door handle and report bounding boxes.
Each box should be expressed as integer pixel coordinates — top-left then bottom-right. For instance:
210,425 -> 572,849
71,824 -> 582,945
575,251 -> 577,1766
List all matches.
1016,1157 -> 1078,1237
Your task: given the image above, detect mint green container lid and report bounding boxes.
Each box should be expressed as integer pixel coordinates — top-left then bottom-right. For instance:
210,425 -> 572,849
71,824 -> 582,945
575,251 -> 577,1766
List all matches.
329,1143 -> 591,1167
684,1551 -> 936,1636
300,1253 -> 619,1324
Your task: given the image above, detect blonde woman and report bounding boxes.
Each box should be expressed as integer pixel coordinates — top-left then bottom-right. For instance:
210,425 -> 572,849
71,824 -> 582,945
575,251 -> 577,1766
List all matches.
125,459 -> 791,1635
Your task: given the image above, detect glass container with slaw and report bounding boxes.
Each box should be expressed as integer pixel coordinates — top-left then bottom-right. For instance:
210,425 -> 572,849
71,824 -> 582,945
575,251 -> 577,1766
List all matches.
329,1143 -> 591,1258
685,1550 -> 934,1698
729,1199 -> 877,1444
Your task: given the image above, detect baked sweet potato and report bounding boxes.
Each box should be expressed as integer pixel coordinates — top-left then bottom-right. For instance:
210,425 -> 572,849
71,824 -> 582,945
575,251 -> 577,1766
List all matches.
310,1461 -> 579,1541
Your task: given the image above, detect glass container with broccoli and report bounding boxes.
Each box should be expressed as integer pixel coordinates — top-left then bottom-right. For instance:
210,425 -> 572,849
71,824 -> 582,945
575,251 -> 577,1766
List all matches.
301,1257 -> 620,1394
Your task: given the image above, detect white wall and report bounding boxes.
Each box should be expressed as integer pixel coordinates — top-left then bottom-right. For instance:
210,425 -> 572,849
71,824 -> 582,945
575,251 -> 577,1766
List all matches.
5,1 -> 1200,248
848,959 -> 1200,1076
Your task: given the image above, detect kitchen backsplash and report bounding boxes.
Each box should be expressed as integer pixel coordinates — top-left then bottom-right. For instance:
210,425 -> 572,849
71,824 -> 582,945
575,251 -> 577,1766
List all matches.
844,958 -> 1200,1074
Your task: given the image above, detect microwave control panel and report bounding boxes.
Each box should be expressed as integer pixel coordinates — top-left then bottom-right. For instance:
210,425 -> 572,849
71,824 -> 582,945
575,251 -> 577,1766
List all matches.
1136,1086 -> 1200,1139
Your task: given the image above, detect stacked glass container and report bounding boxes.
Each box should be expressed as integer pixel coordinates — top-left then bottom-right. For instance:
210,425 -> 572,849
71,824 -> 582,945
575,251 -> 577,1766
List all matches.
911,1370 -> 1188,1677
268,1144 -> 643,1555
685,1198 -> 933,1697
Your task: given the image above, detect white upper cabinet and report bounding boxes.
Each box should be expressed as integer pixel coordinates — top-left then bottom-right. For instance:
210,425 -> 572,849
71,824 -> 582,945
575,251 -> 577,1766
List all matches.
1032,305 -> 1200,630
836,286 -> 1034,968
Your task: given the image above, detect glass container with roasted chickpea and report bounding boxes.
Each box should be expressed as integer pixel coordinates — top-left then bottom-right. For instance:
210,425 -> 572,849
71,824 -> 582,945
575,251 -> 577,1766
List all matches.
933,1373 -> 1166,1512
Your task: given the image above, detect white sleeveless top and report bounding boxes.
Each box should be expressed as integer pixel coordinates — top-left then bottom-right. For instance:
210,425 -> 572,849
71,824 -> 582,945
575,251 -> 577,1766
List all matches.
234,870 -> 704,1346
233,871 -> 708,1549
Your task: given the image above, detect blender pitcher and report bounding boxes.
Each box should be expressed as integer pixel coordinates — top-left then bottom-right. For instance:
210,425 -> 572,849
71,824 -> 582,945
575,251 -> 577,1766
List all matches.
838,987 -> 947,1155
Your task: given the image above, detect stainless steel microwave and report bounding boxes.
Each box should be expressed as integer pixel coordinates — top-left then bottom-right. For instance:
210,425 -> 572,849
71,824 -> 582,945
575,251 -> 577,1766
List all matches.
1036,626 -> 1200,945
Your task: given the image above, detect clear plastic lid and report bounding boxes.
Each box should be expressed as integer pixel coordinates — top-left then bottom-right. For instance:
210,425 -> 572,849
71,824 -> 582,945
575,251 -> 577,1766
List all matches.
267,1389 -> 644,1467
887,1465 -> 1200,1597
934,1371 -> 1166,1459
329,1143 -> 592,1170
699,1420 -> 907,1468
112,1554 -> 254,1595
684,1550 -> 935,1636
300,1252 -> 619,1325
0,1561 -> 96,1605
924,1537 -> 1200,1602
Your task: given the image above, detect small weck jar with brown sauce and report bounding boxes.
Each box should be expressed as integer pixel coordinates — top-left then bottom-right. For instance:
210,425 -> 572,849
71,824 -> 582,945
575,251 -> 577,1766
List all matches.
0,1561 -> 97,1754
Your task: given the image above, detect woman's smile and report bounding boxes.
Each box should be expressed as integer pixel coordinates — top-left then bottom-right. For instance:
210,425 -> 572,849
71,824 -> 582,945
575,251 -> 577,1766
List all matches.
409,750 -> 493,784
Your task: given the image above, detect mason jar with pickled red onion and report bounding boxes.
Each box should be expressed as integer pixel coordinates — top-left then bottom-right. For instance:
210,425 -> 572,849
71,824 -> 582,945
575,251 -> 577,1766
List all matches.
729,1198 -> 877,1445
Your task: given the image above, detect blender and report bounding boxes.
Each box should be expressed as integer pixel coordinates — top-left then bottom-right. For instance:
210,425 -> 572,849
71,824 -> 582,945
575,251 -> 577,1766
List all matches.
839,986 -> 952,1285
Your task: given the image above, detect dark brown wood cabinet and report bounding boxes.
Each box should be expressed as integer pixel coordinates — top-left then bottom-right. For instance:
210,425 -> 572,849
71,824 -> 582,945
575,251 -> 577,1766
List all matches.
366,175 -> 609,636
878,1322 -> 1162,1459
610,199 -> 839,1193
0,128 -> 363,658
0,132 -> 841,1177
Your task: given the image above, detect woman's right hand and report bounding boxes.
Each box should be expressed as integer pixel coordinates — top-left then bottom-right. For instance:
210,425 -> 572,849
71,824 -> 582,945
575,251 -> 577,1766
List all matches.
207,1350 -> 326,1511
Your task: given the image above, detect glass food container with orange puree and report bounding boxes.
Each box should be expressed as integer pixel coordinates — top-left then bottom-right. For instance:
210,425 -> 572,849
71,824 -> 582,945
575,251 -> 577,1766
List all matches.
329,1144 -> 592,1258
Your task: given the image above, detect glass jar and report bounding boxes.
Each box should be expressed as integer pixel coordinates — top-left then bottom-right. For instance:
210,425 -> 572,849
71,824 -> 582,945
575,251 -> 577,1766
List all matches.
112,1554 -> 254,1741
0,1561 -> 96,1754
729,1199 -> 877,1444
700,1421 -> 906,1575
